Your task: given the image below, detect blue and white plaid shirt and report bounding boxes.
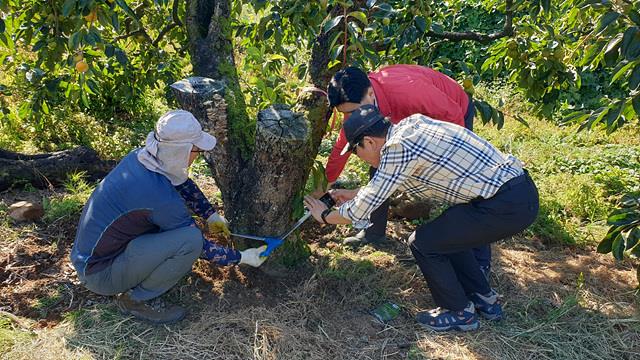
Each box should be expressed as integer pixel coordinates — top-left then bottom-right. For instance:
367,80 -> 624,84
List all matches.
338,114 -> 524,227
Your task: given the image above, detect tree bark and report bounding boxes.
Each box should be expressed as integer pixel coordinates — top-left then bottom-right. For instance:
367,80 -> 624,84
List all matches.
179,0 -> 334,263
0,147 -> 115,191
170,80 -> 320,250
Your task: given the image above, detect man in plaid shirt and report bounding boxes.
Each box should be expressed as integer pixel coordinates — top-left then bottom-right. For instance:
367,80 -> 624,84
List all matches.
304,105 -> 539,331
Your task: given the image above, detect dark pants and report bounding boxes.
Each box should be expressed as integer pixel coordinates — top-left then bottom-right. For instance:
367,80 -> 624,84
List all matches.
463,94 -> 493,268
409,172 -> 539,311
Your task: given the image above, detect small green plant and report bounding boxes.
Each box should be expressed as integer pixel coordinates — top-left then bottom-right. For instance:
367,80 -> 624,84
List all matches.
597,193 -> 640,285
32,285 -> 65,318
43,172 -> 94,223
0,315 -> 33,354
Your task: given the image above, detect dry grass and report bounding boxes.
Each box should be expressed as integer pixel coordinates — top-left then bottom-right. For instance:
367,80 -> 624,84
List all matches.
2,235 -> 638,360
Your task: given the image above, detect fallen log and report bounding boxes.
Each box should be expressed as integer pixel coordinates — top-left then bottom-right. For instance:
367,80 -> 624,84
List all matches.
0,147 -> 115,191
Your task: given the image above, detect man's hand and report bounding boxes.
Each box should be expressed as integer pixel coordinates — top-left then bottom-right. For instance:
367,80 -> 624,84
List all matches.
239,245 -> 268,267
329,188 -> 359,205
207,212 -> 230,237
304,195 -> 329,223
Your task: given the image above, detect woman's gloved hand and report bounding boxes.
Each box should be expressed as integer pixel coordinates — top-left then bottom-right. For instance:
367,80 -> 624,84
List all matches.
207,212 -> 230,237
239,246 -> 268,267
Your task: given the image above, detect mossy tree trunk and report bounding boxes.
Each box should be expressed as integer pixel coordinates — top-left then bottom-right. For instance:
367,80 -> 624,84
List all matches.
178,0 -> 334,263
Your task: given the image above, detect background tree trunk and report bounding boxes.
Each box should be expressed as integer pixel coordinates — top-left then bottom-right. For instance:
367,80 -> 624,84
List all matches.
180,0 -> 334,263
0,147 -> 115,191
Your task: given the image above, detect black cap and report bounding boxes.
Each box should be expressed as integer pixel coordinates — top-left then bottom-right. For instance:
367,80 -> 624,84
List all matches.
340,104 -> 385,155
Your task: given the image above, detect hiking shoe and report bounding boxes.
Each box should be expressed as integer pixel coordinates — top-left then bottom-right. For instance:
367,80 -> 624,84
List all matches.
416,302 -> 479,332
115,292 -> 186,324
480,265 -> 491,282
469,289 -> 503,321
343,230 -> 387,247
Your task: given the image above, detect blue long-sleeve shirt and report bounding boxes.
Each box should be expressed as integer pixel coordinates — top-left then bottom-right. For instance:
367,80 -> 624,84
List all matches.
71,149 -> 240,277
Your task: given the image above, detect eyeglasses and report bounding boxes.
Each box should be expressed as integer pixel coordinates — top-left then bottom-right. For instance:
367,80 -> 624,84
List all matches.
350,137 -> 364,155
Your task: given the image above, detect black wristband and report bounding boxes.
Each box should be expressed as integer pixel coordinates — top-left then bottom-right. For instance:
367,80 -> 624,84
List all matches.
320,208 -> 332,224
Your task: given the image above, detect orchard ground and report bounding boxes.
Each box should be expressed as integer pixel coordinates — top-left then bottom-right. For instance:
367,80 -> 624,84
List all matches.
1,87 -> 639,359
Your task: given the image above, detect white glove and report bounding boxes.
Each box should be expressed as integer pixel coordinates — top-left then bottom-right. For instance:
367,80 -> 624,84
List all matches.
207,212 -> 230,236
239,245 -> 268,267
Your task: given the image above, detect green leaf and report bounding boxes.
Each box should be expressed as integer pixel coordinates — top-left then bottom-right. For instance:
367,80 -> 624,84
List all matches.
598,227 -> 620,253
324,15 -> 344,33
331,44 -> 344,61
81,90 -> 90,108
115,0 -> 138,22
605,101 -> 624,132
622,27 -> 640,61
608,211 -> 640,226
68,31 -> 81,50
18,102 -> 31,119
610,60 -> 635,84
415,16 -> 427,33
612,233 -> 625,260
269,54 -> 288,62
41,100 -> 49,115
629,10 -> 640,26
105,44 -> 115,57
624,228 -> 640,250
596,11 -> 620,33
632,94 -> 640,117
475,100 -> 492,124
603,33 -> 623,66
629,63 -> 640,90
492,108 -> 504,129
111,12 -> 120,32
0,33 -> 12,49
62,0 -> 76,17
348,11 -> 367,25
541,0 -> 551,13
246,46 -> 260,58
115,48 -> 127,65
604,33 -> 623,54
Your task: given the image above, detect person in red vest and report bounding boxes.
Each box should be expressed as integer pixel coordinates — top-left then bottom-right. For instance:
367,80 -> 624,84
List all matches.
326,65 -> 490,278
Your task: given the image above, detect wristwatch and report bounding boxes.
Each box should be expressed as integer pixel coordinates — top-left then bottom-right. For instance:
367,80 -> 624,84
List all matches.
320,208 -> 332,224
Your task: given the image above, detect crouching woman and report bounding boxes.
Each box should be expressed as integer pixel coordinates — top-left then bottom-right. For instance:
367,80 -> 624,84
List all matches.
71,110 -> 265,324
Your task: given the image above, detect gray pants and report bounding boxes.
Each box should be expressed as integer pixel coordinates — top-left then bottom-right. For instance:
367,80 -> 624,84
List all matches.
81,225 -> 203,301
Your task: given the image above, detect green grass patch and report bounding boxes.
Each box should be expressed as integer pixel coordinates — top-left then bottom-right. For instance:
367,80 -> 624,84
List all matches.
0,316 -> 33,354
317,250 -> 376,281
31,285 -> 65,318
43,172 -> 94,223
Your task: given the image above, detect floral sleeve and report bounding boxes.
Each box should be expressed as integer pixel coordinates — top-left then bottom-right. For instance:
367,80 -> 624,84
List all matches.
174,178 -> 217,220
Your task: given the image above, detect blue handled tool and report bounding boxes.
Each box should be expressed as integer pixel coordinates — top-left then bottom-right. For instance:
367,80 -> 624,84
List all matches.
229,233 -> 284,257
231,193 -> 336,258
230,211 -> 310,257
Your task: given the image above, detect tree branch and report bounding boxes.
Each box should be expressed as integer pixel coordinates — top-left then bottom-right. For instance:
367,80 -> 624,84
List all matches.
115,0 -> 183,47
426,0 -> 514,44
152,0 -> 183,46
